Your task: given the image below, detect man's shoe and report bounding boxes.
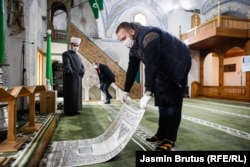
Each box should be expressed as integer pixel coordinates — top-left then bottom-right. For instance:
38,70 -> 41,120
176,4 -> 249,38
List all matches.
64,112 -> 80,116
155,139 -> 175,151
104,101 -> 110,104
65,112 -> 74,116
146,135 -> 163,142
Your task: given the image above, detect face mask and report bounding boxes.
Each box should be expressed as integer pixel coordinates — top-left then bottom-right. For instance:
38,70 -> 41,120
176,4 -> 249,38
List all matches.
123,37 -> 134,48
93,65 -> 98,69
72,46 -> 79,52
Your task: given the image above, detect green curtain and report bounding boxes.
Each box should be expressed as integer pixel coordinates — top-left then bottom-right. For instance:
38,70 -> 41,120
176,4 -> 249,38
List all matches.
135,67 -> 140,83
96,0 -> 103,10
46,31 -> 53,85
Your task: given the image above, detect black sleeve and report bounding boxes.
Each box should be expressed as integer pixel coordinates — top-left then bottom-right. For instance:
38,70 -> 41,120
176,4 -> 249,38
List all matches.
124,53 -> 140,92
62,51 -> 72,74
79,64 -> 85,77
143,37 -> 161,93
101,64 -> 115,82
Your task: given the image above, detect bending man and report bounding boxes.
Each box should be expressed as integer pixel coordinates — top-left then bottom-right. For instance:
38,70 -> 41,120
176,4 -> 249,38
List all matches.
116,22 -> 191,151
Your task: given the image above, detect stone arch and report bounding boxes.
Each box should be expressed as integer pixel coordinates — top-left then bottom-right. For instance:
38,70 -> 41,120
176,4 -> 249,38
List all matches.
89,85 -> 101,100
108,85 -> 116,100
225,47 -> 245,58
88,84 -> 116,101
202,0 -> 250,14
202,0 -> 250,19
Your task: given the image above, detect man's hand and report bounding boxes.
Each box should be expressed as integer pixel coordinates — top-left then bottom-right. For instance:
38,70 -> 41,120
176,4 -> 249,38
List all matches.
140,92 -> 152,109
79,69 -> 84,77
120,92 -> 128,103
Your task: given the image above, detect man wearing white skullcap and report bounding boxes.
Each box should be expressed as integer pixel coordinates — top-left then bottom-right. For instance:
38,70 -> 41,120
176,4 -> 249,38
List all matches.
70,37 -> 81,45
62,36 -> 85,116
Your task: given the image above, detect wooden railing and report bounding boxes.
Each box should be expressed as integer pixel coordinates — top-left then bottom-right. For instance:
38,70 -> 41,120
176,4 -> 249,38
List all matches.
180,16 -> 250,41
51,29 -> 67,40
199,86 -> 248,101
222,86 -> 246,97
200,86 -> 219,97
220,16 -> 250,29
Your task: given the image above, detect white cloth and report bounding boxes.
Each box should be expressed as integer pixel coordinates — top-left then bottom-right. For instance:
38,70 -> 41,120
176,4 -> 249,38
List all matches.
140,94 -> 151,109
70,37 -> 81,44
39,103 -> 145,167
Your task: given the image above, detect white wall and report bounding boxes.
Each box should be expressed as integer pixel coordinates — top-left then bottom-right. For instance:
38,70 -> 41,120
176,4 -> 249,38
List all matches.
167,8 -> 192,38
6,35 -> 24,86
224,56 -> 245,86
189,50 -> 200,85
94,39 -> 129,70
204,53 -> 219,86
70,3 -> 98,38
24,0 -> 46,86
5,0 -> 46,87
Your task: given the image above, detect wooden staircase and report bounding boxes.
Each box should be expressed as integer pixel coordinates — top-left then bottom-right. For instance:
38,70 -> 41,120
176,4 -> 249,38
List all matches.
70,24 -> 141,99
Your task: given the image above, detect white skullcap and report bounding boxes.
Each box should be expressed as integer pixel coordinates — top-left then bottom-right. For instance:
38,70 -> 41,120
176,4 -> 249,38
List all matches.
70,37 -> 81,44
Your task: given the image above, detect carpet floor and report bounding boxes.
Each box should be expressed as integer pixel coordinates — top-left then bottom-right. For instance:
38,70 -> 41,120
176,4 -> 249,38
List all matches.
50,97 -> 250,166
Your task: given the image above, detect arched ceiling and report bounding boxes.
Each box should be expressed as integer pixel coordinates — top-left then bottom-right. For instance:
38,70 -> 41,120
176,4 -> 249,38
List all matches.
70,0 -> 250,39
72,0 -> 249,19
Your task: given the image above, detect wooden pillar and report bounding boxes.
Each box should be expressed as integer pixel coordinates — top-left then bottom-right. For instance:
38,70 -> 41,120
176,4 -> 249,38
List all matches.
244,40 -> 250,100
199,51 -> 206,96
200,55 -> 204,86
246,70 -> 250,100
6,99 -> 16,142
29,94 -> 35,127
21,85 -> 46,133
217,50 -> 224,97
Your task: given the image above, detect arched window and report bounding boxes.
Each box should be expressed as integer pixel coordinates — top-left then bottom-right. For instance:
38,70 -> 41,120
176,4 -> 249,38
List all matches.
53,10 -> 67,30
191,14 -> 200,28
51,2 -> 67,31
133,12 -> 146,26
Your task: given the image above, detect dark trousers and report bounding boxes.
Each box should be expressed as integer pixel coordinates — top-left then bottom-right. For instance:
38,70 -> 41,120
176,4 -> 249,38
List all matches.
100,80 -> 112,102
156,101 -> 183,142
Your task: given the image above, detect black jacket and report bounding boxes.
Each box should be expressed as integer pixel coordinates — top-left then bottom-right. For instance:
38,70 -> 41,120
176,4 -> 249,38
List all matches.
124,23 -> 191,105
96,64 -> 115,83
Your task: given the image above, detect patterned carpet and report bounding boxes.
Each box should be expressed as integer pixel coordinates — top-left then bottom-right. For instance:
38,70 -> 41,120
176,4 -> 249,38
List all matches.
45,98 -> 250,166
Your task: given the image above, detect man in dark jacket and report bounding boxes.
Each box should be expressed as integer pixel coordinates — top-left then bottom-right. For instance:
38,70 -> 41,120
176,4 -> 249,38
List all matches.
62,37 -> 85,116
116,22 -> 191,151
93,61 -> 115,104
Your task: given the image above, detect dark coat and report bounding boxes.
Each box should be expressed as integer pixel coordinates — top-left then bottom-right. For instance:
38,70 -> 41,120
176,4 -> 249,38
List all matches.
62,50 -> 85,114
96,64 -> 115,83
124,23 -> 191,106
